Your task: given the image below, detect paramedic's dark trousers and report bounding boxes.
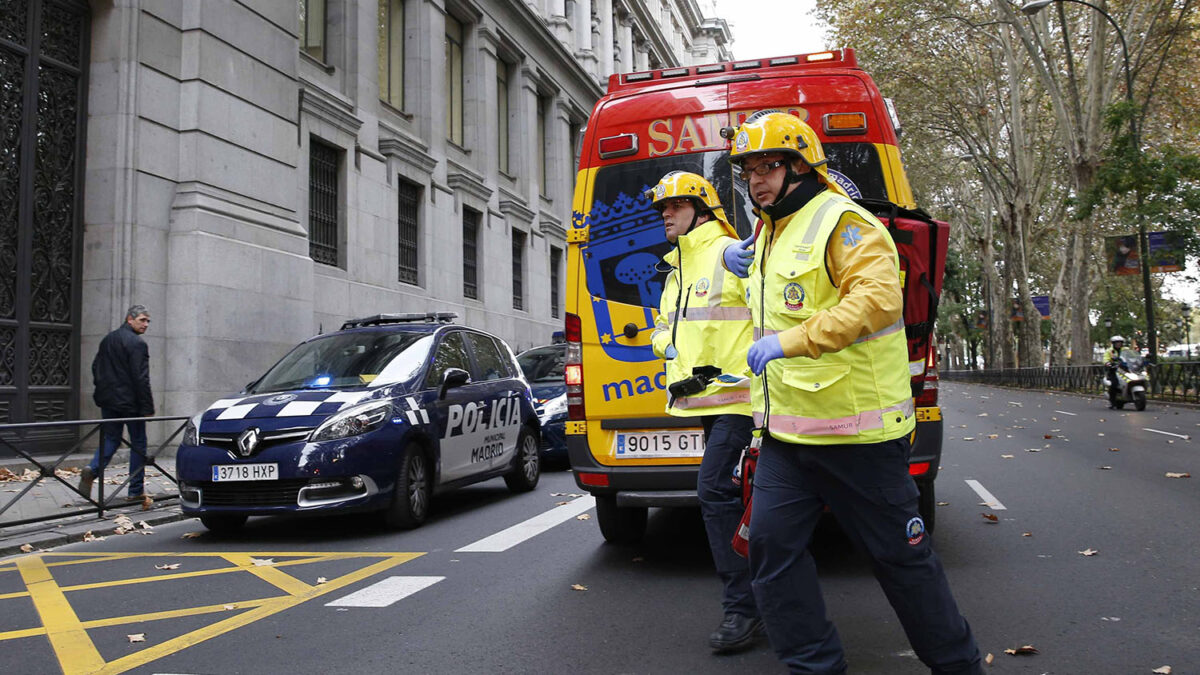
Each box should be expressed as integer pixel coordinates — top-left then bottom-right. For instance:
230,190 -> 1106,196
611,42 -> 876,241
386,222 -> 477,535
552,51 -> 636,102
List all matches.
699,414 -> 757,619
748,435 -> 982,675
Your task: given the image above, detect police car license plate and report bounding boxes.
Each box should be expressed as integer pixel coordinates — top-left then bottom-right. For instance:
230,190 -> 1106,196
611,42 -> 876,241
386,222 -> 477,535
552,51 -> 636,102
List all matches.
614,430 -> 705,459
212,463 -> 278,482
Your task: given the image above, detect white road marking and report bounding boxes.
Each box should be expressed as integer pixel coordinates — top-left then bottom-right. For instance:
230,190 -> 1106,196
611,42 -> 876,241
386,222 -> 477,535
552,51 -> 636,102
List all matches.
325,576 -> 444,608
456,496 -> 596,552
1054,410 -> 1077,416
1143,428 -> 1191,440
965,479 -> 1007,510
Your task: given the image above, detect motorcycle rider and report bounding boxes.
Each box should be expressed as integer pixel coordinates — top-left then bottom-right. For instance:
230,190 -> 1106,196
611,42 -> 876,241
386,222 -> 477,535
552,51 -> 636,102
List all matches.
646,171 -> 763,654
1105,336 -> 1127,407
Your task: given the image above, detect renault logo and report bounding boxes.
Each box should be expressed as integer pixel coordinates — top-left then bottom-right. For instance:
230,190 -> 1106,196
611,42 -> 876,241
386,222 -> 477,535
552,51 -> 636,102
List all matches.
237,427 -> 261,457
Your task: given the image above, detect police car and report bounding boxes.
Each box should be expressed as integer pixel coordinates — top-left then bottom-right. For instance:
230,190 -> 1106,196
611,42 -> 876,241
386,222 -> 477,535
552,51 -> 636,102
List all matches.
176,313 -> 541,532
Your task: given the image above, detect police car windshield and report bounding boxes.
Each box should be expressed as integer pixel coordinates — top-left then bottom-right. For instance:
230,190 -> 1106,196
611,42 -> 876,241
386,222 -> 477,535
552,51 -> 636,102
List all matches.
517,345 -> 566,383
249,331 -> 429,394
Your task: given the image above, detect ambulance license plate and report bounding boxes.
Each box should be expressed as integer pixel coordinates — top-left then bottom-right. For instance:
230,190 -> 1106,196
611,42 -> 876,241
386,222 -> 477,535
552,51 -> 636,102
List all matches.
212,463 -> 278,482
614,430 -> 705,458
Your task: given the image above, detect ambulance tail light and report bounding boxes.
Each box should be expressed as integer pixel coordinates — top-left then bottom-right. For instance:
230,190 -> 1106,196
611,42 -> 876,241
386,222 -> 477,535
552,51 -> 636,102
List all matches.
908,462 -> 931,477
598,133 -> 638,159
806,51 -> 836,62
578,472 -> 609,488
915,341 -> 939,408
565,312 -> 585,420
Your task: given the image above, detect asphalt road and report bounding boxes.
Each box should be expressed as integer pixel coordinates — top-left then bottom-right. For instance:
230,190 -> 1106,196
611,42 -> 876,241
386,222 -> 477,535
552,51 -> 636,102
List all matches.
1,382 -> 1196,675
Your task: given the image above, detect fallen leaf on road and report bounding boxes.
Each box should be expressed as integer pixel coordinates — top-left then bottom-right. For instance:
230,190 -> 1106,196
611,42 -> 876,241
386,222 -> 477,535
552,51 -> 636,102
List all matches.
251,558 -> 275,566
1001,454 -> 1014,459
224,604 -> 238,610
138,521 -> 152,530
981,513 -> 999,523
1008,401 -> 1022,407
83,531 -> 105,542
1097,433 -> 1105,437
155,563 -> 180,570
984,653 -> 994,665
1165,472 -> 1190,479
576,513 -> 591,520
317,577 -> 327,584
1078,548 -> 1098,556
181,532 -> 203,539
113,526 -> 133,535
127,633 -> 145,643
1153,666 -> 1172,674
987,434 -> 999,439
555,501 -> 569,506
1026,448 -> 1041,452
1099,466 -> 1113,470
977,413 -> 988,417
1044,434 -> 1053,439
937,501 -> 949,506
19,544 -> 33,553
571,584 -> 588,591
1022,532 -> 1032,537
962,437 -> 976,441
1003,645 -> 1038,656
1109,447 -> 1120,452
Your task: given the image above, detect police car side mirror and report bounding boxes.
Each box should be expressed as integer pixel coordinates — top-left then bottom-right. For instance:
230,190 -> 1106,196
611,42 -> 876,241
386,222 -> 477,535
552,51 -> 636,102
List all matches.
439,368 -> 471,399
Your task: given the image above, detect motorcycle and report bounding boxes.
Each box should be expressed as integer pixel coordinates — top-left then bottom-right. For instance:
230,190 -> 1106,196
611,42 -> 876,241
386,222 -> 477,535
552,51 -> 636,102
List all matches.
1102,348 -> 1150,411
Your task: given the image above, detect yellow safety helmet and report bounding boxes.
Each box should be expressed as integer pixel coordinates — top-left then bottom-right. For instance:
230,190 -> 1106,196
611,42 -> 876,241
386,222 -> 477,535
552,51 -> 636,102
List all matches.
726,111 -> 846,197
644,171 -> 732,234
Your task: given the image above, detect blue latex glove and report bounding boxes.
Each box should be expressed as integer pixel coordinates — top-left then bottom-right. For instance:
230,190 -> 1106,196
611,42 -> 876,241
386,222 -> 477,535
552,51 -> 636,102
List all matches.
723,234 -> 756,278
664,345 -> 678,360
747,335 -> 784,375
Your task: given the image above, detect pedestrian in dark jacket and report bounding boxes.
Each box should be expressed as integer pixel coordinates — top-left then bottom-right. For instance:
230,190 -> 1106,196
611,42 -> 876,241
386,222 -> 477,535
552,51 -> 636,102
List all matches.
79,305 -> 155,500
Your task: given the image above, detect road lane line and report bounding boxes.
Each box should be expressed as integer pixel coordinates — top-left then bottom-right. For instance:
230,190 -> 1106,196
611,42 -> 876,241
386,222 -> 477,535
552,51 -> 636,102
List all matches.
965,479 -> 1007,510
456,495 -> 596,552
1054,410 -> 1077,416
1143,428 -> 1191,440
15,555 -> 106,674
325,576 -> 444,608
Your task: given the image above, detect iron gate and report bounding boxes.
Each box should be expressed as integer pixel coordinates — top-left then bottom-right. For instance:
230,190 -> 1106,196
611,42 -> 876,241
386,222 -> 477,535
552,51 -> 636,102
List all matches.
0,0 -> 89,445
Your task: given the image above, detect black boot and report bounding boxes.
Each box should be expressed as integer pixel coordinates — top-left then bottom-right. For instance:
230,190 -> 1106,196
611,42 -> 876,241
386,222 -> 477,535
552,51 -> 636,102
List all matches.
709,613 -> 763,654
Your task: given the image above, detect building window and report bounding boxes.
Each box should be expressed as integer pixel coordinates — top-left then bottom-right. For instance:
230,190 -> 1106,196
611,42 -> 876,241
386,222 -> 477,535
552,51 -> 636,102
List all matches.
445,15 -> 464,146
463,208 -> 480,300
378,0 -> 404,109
308,139 -> 340,267
536,96 -> 548,195
497,65 -> 510,174
397,179 -> 420,284
299,0 -> 327,62
550,246 -> 562,319
512,230 -> 526,311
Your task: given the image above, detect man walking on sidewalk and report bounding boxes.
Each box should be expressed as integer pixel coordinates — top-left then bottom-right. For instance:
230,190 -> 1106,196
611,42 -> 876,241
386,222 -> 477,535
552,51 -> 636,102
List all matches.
79,305 -> 155,501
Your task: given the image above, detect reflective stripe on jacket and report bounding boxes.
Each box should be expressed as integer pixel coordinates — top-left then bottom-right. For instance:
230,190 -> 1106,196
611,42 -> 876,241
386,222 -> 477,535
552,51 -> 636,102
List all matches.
748,190 -> 914,445
651,218 -> 753,417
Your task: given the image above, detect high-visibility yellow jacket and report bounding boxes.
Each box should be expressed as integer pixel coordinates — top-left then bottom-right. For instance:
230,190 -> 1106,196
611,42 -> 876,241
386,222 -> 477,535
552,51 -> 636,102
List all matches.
747,189 -> 915,445
651,218 -> 753,417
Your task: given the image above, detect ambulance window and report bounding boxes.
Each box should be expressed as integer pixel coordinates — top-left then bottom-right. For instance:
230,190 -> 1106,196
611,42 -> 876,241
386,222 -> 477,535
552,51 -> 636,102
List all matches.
823,142 -> 887,202
426,331 -> 470,387
463,332 -> 508,381
586,150 -> 746,308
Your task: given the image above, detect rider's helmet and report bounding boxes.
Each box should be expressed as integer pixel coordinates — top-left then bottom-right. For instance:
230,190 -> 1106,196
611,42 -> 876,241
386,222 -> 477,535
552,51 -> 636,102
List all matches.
644,171 -> 732,235
1110,335 -> 1125,345
725,111 -> 846,197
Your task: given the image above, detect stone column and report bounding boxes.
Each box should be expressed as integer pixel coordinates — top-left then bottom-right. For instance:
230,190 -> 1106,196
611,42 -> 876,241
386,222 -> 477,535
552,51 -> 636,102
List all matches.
618,15 -> 633,73
546,0 -> 569,47
635,40 -> 650,72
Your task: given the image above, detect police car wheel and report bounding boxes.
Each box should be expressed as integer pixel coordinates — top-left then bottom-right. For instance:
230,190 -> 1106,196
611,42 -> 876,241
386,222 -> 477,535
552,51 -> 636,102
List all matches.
595,495 -> 647,545
200,514 -> 247,534
917,480 -> 936,535
384,445 -> 430,529
504,427 -> 541,493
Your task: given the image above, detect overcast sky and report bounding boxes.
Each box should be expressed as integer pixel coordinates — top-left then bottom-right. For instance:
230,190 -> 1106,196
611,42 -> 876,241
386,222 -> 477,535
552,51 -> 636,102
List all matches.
710,0 -> 830,60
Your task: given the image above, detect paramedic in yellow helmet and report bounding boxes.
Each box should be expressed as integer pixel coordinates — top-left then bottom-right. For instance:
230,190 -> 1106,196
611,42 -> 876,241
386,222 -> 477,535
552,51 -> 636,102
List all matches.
725,111 -> 983,675
646,171 -> 763,654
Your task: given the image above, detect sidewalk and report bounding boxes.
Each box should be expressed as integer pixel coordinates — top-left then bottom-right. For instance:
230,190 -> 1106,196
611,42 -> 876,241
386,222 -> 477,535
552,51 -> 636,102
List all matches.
0,454 -> 189,558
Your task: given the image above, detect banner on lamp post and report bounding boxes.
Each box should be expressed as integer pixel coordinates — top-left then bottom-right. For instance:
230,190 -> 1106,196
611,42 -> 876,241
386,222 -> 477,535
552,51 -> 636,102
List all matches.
1105,231 -> 1187,275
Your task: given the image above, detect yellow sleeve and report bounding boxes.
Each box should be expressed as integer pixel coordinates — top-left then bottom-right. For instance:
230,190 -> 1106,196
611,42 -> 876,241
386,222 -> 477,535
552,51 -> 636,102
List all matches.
651,272 -> 676,358
776,211 -> 904,359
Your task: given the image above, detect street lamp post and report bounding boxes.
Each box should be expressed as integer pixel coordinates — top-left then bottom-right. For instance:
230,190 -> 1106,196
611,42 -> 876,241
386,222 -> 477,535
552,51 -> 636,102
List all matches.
1020,0 -> 1157,361
1184,304 -> 1193,358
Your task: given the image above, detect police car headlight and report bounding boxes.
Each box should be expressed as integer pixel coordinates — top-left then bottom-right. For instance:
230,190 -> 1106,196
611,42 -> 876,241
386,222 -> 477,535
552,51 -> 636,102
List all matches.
181,413 -> 202,446
310,399 -> 392,442
539,394 -> 567,423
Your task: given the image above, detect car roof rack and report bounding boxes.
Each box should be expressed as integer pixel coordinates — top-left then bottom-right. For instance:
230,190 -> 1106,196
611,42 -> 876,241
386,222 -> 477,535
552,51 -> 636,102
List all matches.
340,312 -> 458,329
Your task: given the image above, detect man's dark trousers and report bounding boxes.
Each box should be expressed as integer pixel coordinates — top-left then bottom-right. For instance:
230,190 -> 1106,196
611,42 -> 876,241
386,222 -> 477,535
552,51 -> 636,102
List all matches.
699,414 -> 756,618
748,435 -> 982,675
89,409 -> 147,496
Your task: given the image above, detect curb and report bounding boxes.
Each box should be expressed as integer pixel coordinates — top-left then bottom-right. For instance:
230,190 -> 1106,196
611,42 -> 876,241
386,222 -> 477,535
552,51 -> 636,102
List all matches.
0,504 -> 194,559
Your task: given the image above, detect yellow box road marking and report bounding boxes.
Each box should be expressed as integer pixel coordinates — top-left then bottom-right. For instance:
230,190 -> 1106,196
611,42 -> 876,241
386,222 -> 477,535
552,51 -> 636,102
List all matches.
2,551 -> 424,675
16,555 -> 106,674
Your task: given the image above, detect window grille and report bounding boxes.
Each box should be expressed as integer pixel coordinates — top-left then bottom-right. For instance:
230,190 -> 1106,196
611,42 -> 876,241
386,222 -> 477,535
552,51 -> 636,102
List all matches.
512,230 -> 526,311
550,246 -> 562,318
463,208 -> 479,300
308,139 -> 340,266
397,179 -> 420,284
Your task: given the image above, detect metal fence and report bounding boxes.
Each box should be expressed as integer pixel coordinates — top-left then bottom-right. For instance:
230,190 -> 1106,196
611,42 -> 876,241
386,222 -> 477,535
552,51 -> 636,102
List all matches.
943,361 -> 1200,404
0,416 -> 186,528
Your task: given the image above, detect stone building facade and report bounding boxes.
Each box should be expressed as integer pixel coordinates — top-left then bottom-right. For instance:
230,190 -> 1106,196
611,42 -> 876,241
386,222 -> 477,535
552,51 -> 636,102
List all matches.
23,0 -> 729,424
